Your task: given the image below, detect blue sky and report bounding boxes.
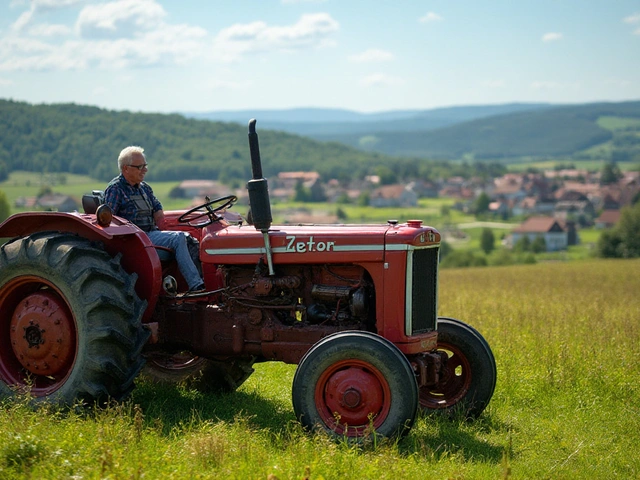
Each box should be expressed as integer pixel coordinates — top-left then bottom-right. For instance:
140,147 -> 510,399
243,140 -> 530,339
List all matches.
1,0 -> 639,113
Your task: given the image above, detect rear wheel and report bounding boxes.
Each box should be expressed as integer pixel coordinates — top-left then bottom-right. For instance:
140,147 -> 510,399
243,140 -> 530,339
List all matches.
420,317 -> 496,418
292,331 -> 418,440
142,352 -> 255,392
0,232 -> 148,404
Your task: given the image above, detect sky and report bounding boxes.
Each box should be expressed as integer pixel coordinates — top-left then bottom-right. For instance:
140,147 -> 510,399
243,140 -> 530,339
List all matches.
1,0 -> 639,114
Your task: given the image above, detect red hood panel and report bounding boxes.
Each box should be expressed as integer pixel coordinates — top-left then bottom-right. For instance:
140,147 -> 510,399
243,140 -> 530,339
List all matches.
202,224 -> 390,265
201,222 -> 440,265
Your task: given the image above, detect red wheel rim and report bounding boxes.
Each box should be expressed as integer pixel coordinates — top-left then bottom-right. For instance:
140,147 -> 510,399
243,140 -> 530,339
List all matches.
419,342 -> 472,409
314,359 -> 391,436
0,276 -> 77,396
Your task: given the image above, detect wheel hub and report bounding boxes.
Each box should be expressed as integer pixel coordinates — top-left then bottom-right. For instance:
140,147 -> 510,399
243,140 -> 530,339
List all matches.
10,291 -> 75,376
324,367 -> 384,426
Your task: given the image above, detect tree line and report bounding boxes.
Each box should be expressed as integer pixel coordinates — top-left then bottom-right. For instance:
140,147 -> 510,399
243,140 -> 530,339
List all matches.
0,99 -> 505,185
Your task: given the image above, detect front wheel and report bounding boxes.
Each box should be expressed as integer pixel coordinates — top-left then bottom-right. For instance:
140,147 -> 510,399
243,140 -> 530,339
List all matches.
0,232 -> 148,404
420,317 -> 497,418
292,331 -> 418,440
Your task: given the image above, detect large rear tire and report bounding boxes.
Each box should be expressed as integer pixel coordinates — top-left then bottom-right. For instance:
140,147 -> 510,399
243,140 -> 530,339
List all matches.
0,232 -> 148,404
419,317 -> 496,418
142,353 -> 255,393
292,331 -> 418,440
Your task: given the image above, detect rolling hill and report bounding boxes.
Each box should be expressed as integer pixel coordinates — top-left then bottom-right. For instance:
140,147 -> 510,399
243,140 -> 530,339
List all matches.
1,99 -> 639,188
0,100 -> 400,183
184,103 -> 554,136
311,101 -> 640,160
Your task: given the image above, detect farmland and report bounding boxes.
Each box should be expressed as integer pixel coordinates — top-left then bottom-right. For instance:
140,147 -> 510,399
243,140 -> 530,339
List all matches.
1,259 -> 638,479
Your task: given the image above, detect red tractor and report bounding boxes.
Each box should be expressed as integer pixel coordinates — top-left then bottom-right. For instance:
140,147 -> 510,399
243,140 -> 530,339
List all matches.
0,120 -> 496,439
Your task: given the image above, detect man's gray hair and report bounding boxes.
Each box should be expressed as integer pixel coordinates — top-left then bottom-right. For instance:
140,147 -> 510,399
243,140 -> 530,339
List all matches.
118,146 -> 145,172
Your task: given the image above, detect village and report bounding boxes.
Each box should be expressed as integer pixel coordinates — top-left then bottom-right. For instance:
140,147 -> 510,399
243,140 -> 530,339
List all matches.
14,164 -> 640,253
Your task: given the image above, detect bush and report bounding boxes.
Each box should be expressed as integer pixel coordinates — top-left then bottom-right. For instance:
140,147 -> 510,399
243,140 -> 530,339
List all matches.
531,235 -> 547,253
597,202 -> 640,258
480,228 -> 495,254
440,250 -> 487,268
0,190 -> 10,223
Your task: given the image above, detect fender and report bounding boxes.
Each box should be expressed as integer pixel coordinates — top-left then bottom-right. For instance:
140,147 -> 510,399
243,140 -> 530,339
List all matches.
0,211 -> 162,322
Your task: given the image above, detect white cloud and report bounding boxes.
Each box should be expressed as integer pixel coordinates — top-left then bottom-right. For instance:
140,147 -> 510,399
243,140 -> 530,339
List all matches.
360,73 -> 404,87
12,8 -> 36,31
348,49 -> 393,63
33,0 -> 84,8
92,86 -> 109,96
1,4 -> 338,72
484,79 -> 506,88
625,15 -> 640,34
531,80 -> 579,90
0,77 -> 13,86
0,0 -> 210,71
419,12 -> 443,24
205,79 -> 253,90
623,13 -> 640,24
212,13 -> 339,62
28,23 -> 72,37
604,78 -> 631,88
76,0 -> 167,39
11,0 -> 84,31
542,32 -> 563,42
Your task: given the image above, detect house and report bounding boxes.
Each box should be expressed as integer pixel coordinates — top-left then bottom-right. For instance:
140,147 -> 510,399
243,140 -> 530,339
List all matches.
407,180 -> 439,198
276,171 -> 325,202
36,194 -> 78,212
510,216 -> 568,251
554,198 -> 595,220
488,201 -> 510,217
512,196 -> 555,216
15,196 -> 38,209
277,171 -> 321,188
595,210 -> 622,229
370,184 -> 418,208
178,180 -> 232,199
492,183 -> 527,202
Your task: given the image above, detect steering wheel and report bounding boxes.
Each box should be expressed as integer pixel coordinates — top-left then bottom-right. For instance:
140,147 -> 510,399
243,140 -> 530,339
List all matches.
178,195 -> 238,227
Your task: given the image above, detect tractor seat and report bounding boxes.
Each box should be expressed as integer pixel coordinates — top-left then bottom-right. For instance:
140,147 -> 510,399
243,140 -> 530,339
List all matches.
81,189 -> 174,263
82,190 -> 104,215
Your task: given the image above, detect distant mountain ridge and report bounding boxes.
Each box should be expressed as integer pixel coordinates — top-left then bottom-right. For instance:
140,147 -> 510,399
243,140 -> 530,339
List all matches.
183,103 -> 555,136
318,101 -> 640,160
184,101 -> 640,161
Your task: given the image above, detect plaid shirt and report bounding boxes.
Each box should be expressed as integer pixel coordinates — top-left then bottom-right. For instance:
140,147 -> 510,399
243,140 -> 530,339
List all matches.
104,175 -> 162,223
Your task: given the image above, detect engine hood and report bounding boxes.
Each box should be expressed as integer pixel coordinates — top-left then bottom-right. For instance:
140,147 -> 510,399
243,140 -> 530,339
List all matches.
201,221 -> 440,265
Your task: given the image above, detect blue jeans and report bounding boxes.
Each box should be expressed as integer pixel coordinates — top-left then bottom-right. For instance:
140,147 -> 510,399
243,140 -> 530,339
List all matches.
148,230 -> 203,290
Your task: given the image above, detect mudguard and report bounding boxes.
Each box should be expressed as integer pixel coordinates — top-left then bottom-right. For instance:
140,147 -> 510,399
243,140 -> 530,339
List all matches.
0,211 -> 162,322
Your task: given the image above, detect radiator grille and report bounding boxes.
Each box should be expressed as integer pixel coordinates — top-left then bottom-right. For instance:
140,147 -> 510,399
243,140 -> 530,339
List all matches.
408,247 -> 438,334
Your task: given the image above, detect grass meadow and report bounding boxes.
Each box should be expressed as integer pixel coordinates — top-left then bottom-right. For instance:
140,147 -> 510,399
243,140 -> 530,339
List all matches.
1,259 -> 638,479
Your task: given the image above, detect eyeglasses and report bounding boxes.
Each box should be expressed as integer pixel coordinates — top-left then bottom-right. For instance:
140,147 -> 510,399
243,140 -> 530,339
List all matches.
128,163 -> 148,170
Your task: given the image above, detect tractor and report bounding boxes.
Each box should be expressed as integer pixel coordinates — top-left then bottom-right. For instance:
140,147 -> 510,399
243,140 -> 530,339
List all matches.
0,120 -> 496,440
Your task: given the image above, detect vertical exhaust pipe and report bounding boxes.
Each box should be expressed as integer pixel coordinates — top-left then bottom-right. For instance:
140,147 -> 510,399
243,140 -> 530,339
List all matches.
246,119 -> 275,275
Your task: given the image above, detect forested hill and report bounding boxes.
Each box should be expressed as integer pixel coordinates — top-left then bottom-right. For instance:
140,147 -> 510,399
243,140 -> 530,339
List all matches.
0,99 -> 419,183
314,101 -> 640,160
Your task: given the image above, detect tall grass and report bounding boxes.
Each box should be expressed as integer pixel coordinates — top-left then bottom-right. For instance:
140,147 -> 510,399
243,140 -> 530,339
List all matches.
1,259 -> 639,478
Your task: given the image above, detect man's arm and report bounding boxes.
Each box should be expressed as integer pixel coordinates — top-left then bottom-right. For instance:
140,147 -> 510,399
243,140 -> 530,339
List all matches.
103,186 -> 120,215
153,209 -> 166,230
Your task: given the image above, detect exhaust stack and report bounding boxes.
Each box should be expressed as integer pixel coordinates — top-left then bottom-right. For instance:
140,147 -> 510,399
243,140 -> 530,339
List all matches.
246,119 -> 274,275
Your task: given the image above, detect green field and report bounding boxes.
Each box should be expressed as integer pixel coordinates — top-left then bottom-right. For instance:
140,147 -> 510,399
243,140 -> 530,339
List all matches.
1,259 -> 638,479
0,171 -> 604,265
597,116 -> 640,131
0,172 -> 474,226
